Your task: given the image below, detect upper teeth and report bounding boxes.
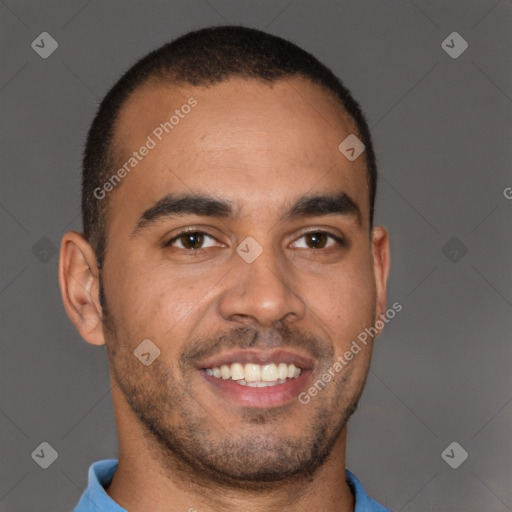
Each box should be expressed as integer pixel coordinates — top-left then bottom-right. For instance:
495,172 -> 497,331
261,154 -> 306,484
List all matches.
205,362 -> 302,382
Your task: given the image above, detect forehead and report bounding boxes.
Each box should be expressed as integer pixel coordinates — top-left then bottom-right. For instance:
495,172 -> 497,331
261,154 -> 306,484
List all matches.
114,75 -> 357,157
108,76 -> 369,230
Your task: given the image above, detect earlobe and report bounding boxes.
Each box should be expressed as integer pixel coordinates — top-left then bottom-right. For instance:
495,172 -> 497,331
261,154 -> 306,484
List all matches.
58,231 -> 106,346
371,226 -> 391,331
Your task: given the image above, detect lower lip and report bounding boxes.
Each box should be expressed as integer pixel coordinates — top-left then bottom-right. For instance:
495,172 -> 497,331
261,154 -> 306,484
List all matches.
200,369 -> 312,408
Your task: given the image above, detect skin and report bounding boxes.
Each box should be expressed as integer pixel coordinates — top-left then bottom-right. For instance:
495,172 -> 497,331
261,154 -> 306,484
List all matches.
59,76 -> 390,512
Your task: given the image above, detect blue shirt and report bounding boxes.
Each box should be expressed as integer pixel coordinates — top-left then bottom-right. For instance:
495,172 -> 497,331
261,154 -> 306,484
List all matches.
72,459 -> 392,511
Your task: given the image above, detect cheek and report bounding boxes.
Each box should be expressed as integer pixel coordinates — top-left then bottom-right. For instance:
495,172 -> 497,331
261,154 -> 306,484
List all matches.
112,259 -> 221,351
306,257 -> 376,342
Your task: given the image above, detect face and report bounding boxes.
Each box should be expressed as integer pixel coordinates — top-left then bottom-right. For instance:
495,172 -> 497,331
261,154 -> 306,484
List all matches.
78,77 -> 389,485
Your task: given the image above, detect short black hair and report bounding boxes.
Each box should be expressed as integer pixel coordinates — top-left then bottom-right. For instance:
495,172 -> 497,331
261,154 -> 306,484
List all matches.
82,25 -> 377,268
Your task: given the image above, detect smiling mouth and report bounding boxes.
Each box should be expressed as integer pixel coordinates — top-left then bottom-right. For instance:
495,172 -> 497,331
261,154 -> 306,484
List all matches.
197,349 -> 314,407
204,362 -> 302,387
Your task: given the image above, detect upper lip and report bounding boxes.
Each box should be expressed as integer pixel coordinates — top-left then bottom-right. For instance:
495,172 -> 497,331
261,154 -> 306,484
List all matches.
197,349 -> 315,370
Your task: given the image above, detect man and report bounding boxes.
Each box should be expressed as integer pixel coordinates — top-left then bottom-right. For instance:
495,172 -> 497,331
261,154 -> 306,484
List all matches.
59,25 -> 391,512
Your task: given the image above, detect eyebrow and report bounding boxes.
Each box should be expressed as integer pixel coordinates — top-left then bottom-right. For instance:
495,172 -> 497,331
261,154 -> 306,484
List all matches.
132,190 -> 362,236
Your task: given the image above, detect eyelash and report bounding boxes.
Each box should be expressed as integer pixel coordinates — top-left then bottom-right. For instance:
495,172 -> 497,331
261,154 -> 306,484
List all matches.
163,229 -> 346,252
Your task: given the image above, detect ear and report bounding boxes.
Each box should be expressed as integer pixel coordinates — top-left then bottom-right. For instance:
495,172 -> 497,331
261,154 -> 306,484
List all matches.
58,231 -> 105,346
370,226 -> 390,335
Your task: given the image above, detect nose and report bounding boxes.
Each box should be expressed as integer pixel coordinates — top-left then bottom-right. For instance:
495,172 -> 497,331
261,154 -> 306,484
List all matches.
217,243 -> 307,329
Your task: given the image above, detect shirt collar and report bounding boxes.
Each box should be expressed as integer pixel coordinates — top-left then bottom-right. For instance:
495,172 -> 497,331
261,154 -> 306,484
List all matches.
73,459 -> 391,512
73,459 -> 126,512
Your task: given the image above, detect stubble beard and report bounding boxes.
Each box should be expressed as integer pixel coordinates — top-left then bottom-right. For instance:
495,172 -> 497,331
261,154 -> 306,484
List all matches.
99,276 -> 368,490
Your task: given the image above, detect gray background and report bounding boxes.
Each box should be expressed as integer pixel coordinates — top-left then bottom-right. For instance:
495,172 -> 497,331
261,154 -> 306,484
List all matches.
1,1 -> 511,511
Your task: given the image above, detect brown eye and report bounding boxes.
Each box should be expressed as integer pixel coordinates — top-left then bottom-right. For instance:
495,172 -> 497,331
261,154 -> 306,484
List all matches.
305,232 -> 329,249
182,232 -> 203,249
165,231 -> 218,250
291,231 -> 345,250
